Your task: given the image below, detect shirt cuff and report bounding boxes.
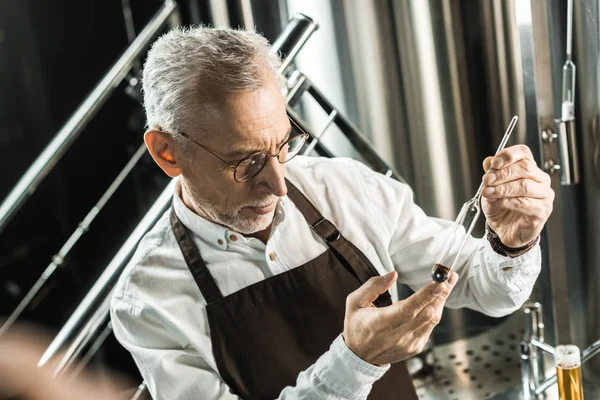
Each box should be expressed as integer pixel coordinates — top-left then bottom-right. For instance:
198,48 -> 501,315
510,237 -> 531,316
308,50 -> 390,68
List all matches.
313,334 -> 390,400
482,237 -> 541,303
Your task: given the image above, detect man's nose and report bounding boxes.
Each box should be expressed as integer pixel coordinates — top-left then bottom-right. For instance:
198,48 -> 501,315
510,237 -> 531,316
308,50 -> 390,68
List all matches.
257,156 -> 287,197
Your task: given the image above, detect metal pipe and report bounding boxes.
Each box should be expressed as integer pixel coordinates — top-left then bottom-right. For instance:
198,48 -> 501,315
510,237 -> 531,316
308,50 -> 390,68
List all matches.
38,179 -> 175,367
535,375 -> 556,396
520,341 -> 535,399
305,83 -> 405,183
0,144 -> 147,336
524,303 -> 547,388
53,292 -> 114,375
0,0 -> 177,234
69,322 -> 113,379
531,338 -> 556,355
238,0 -> 255,30
582,338 -> 600,363
303,110 -> 338,155
131,382 -> 149,400
272,13 -> 318,74
121,0 -> 142,76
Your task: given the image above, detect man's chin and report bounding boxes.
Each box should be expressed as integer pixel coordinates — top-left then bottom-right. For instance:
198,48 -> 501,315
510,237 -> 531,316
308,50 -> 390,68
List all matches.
232,210 -> 275,235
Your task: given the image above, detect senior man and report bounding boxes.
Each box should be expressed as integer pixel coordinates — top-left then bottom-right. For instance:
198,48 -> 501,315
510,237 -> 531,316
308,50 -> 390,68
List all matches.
110,26 -> 554,400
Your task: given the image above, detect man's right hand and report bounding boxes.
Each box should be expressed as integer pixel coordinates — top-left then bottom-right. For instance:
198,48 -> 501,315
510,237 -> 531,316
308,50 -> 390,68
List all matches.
342,270 -> 458,366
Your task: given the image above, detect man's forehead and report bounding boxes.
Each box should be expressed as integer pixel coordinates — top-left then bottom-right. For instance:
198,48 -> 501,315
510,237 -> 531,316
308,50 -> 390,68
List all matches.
207,89 -> 287,136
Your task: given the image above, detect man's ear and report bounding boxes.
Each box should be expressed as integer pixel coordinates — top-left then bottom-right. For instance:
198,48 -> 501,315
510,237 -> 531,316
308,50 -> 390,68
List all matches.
144,129 -> 183,178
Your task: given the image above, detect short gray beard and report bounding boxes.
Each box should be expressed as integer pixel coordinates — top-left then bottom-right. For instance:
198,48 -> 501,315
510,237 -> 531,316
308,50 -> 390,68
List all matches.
182,182 -> 277,235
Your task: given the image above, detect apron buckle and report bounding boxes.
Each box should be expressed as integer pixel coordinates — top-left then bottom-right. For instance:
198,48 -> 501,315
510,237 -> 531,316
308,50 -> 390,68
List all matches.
313,217 -> 341,242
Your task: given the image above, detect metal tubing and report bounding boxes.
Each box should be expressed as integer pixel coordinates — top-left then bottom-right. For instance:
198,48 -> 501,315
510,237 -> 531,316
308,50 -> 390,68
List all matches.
0,144 -> 147,336
303,110 -> 338,155
285,71 -> 309,106
69,322 -> 114,379
582,338 -> 600,363
53,292 -> 113,375
531,338 -> 555,356
286,107 -> 335,159
38,179 -> 175,367
272,13 -> 318,74
535,376 -> 557,396
131,382 -> 149,400
520,341 -> 535,399
0,0 -> 177,233
306,83 -> 405,182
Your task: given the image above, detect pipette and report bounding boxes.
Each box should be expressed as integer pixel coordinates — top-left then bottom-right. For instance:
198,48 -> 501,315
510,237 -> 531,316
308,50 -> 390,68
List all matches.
431,115 -> 519,283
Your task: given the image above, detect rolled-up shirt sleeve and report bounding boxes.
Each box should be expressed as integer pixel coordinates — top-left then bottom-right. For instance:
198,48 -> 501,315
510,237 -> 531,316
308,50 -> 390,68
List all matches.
111,296 -> 388,400
354,160 -> 542,317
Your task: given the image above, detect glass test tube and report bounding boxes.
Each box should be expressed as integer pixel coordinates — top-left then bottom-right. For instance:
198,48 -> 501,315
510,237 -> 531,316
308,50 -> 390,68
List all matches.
561,60 -> 576,120
431,197 -> 481,283
561,0 -> 576,121
431,115 -> 518,283
555,344 -> 584,400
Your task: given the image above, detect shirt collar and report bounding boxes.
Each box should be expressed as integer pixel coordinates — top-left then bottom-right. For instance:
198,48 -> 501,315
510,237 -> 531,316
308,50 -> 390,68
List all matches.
172,178 -> 288,249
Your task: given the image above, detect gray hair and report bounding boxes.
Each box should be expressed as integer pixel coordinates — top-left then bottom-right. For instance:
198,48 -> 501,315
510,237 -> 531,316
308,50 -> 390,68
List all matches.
142,25 -> 285,135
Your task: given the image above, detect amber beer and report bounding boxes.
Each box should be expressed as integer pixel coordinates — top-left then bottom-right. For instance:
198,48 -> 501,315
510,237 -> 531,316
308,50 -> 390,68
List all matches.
555,345 -> 584,400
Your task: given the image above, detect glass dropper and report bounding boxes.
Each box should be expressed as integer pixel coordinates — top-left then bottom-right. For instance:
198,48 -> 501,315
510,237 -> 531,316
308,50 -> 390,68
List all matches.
431,115 -> 519,283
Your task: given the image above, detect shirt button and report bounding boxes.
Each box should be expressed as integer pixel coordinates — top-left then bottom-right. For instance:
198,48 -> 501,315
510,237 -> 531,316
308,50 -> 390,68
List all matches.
230,234 -> 238,242
269,253 -> 276,261
502,266 -> 513,272
217,239 -> 224,245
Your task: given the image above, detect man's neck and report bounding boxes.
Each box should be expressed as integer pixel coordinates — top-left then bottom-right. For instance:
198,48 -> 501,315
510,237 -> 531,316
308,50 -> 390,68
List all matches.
179,182 -> 272,245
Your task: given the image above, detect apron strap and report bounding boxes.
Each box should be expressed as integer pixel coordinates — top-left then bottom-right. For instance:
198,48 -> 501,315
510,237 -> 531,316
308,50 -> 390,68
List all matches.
285,179 -> 392,307
170,207 -> 224,303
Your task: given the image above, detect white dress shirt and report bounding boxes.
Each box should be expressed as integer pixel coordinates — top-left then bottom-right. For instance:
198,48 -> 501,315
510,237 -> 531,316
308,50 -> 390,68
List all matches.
110,155 -> 541,400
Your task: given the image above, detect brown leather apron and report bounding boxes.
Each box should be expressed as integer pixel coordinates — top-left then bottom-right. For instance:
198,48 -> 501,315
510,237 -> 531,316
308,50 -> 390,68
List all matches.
170,180 -> 417,399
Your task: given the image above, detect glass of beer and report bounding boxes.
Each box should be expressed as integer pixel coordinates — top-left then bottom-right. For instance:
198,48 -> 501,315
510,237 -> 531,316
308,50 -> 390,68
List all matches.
555,344 -> 584,400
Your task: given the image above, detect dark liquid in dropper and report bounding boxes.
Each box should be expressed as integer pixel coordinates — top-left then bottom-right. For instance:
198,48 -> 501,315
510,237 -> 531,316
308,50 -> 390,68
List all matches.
432,264 -> 450,283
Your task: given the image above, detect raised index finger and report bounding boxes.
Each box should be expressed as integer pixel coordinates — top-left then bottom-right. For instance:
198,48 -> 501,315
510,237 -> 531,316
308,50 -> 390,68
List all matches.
490,145 -> 534,170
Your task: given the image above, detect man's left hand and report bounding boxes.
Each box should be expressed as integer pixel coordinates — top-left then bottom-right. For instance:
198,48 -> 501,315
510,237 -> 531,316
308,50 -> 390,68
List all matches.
481,145 -> 555,248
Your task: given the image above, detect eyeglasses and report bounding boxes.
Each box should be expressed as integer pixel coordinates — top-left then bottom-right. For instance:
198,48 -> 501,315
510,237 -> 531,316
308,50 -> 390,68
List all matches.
175,116 -> 309,182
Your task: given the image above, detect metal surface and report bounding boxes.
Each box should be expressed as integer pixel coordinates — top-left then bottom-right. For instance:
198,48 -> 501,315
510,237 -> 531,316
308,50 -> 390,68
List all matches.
479,0 -> 528,148
416,313 -> 537,400
208,0 -> 230,27
238,0 -> 255,29
333,0 -> 412,178
523,303 -> 546,388
0,0 -> 178,234
572,0 -> 600,380
418,310 -> 600,400
391,0 -> 476,220
515,0 -> 571,346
